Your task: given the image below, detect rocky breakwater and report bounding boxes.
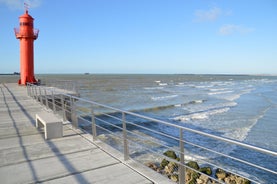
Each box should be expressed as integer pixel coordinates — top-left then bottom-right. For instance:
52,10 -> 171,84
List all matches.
145,150 -> 251,184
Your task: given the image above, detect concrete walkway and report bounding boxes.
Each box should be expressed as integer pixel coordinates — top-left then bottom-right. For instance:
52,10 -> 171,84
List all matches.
0,83 -> 154,184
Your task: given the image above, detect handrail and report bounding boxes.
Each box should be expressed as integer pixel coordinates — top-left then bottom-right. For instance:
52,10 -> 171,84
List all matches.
46,85 -> 277,156
26,83 -> 277,184
38,79 -> 78,94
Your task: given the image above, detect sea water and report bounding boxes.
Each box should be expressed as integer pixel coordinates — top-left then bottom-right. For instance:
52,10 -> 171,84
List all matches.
4,74 -> 276,182
59,74 -> 276,150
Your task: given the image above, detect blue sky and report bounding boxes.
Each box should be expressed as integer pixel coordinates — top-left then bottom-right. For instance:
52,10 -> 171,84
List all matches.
1,0 -> 276,74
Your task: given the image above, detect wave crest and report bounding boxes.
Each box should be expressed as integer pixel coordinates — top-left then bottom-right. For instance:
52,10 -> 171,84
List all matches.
174,107 -> 230,122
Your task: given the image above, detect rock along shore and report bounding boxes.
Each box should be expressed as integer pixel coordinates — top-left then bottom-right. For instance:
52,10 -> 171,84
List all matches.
145,150 -> 251,184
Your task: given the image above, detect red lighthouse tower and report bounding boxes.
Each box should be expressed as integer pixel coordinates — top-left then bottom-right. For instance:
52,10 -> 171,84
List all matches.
14,8 -> 39,85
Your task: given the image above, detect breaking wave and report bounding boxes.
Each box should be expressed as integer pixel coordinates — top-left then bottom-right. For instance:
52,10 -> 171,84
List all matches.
173,107 -> 230,122
131,99 -> 206,113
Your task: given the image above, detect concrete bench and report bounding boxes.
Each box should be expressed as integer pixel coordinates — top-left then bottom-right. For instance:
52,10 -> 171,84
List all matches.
36,112 -> 63,139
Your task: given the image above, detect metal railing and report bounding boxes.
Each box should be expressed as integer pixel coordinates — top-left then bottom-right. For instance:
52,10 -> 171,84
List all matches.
26,83 -> 277,184
14,28 -> 39,39
39,79 -> 78,95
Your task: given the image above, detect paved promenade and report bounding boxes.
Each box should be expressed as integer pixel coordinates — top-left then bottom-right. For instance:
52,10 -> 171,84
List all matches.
0,83 -> 154,183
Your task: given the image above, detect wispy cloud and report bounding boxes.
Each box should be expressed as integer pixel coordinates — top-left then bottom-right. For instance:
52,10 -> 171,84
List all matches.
0,0 -> 42,10
194,6 -> 233,22
194,7 -> 222,22
219,24 -> 254,35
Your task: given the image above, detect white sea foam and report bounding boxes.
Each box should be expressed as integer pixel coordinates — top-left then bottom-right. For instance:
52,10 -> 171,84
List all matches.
172,100 -> 205,107
209,88 -> 229,92
223,127 -> 250,141
186,84 -> 196,88
175,82 -> 185,87
184,154 -> 207,162
185,101 -> 237,114
208,90 -> 233,95
174,107 -> 230,122
223,106 -> 270,141
212,81 -> 234,85
193,99 -> 205,104
159,83 -> 168,86
208,87 -> 254,101
151,94 -> 178,101
144,87 -> 164,90
195,85 -> 214,89
223,88 -> 253,101
224,94 -> 242,101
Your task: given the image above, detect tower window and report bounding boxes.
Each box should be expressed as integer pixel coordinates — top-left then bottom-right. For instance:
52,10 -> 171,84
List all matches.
20,22 -> 33,26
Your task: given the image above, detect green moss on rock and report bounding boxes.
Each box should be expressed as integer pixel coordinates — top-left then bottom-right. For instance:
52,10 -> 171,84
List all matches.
160,158 -> 169,168
199,167 -> 212,175
186,161 -> 200,170
163,150 -> 177,159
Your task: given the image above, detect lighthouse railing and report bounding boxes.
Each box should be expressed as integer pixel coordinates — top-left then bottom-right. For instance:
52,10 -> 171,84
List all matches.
33,28 -> 39,38
14,28 -> 39,38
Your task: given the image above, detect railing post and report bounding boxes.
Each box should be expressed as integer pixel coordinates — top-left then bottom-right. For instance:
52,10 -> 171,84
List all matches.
39,87 -> 43,105
61,94 -> 66,121
179,128 -> 185,184
31,85 -> 34,98
91,106 -> 97,141
71,96 -> 78,128
32,85 -> 35,99
26,83 -> 30,96
35,86 -> 38,101
52,90 -> 56,113
29,84 -> 32,96
45,88 -> 49,109
122,112 -> 129,161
